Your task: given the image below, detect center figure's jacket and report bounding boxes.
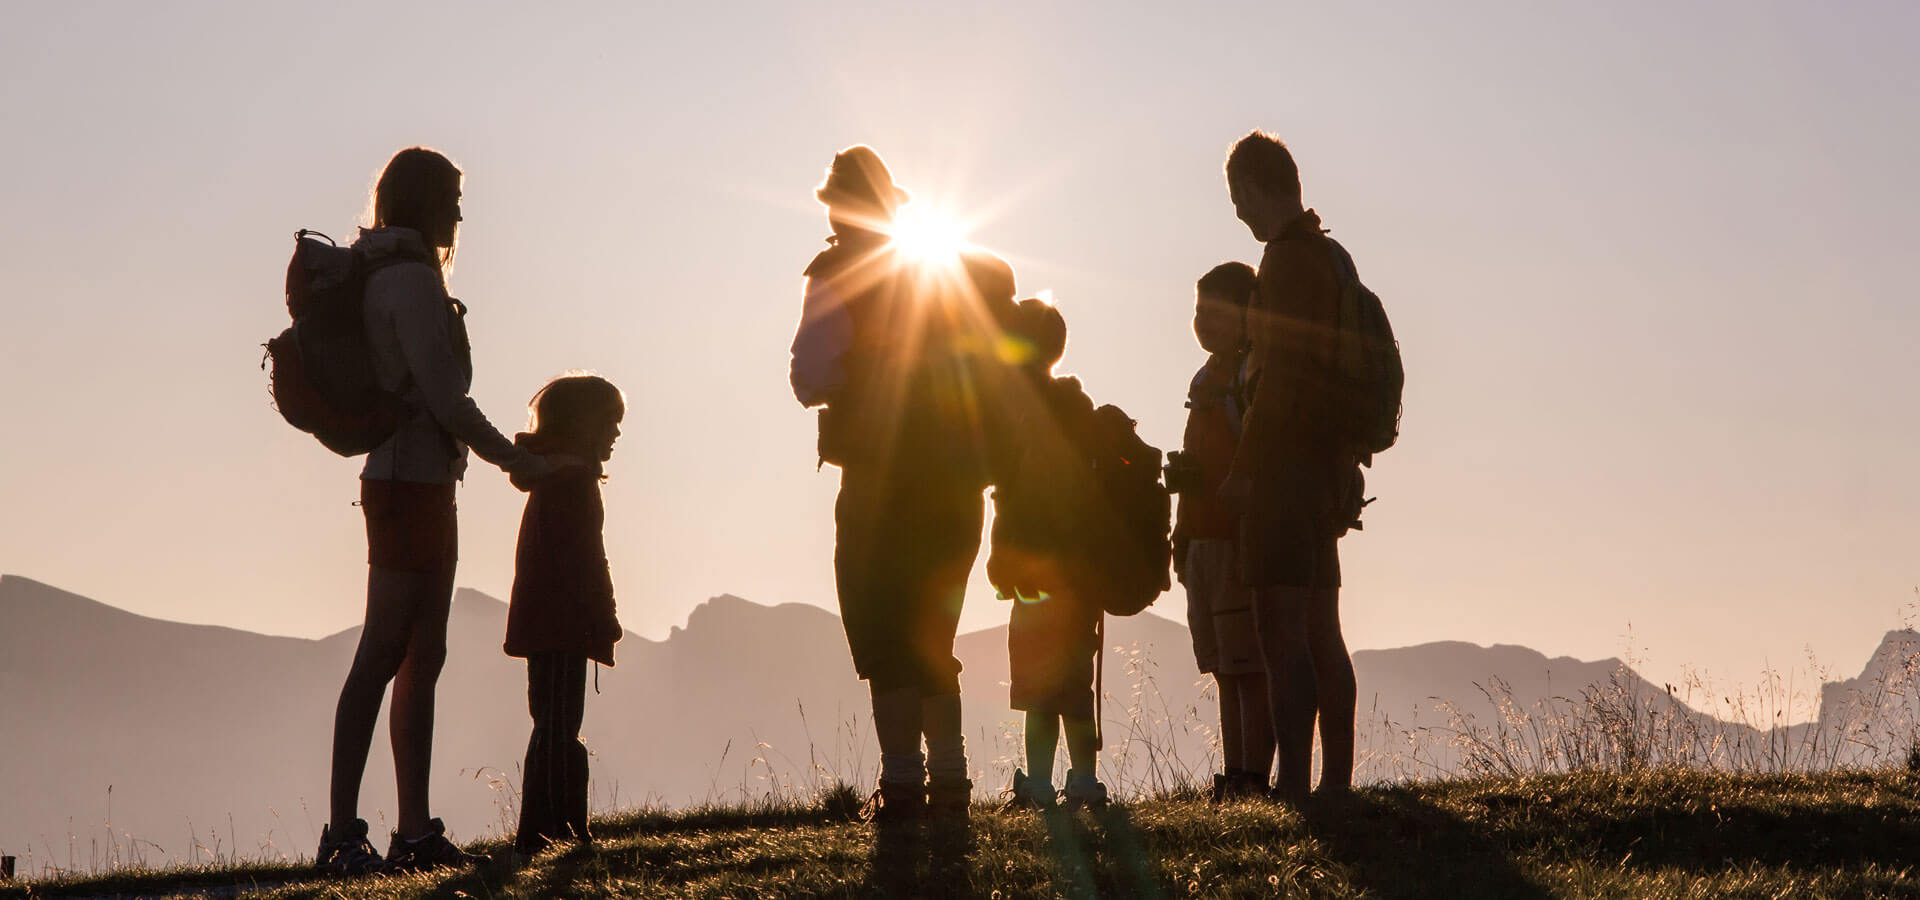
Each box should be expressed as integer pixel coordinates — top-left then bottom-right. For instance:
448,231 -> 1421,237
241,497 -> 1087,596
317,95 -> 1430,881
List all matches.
789,232 -> 998,485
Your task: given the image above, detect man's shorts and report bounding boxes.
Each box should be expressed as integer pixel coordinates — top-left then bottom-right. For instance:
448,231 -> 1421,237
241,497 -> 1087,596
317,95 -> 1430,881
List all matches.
1238,456 -> 1351,589
1007,590 -> 1100,719
834,467 -> 984,696
362,478 -> 458,573
1183,539 -> 1263,676
1239,515 -> 1342,589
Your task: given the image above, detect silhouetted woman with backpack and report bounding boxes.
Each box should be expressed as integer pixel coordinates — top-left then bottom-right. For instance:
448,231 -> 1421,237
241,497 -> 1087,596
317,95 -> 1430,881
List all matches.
316,147 -> 556,875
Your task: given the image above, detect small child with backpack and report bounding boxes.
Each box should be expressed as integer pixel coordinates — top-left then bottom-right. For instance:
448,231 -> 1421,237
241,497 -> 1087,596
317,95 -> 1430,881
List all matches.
1168,262 -> 1273,801
989,298 -> 1112,812
503,373 -> 626,856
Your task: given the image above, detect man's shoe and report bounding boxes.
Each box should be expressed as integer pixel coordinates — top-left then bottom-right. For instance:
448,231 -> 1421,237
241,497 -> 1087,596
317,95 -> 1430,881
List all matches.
1003,768 -> 1058,811
315,818 -> 385,876
926,777 -> 973,821
385,818 -> 486,872
1063,771 -> 1109,811
863,781 -> 927,826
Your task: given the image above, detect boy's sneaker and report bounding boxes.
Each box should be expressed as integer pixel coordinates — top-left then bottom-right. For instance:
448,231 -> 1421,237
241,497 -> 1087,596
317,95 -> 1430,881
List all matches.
926,777 -> 973,821
1003,768 -> 1058,811
1063,771 -> 1109,811
863,781 -> 927,826
385,818 -> 486,872
315,818 -> 385,876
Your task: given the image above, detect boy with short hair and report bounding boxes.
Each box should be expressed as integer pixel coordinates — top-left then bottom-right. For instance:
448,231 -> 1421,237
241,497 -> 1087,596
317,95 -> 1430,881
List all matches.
988,298 -> 1110,811
1171,261 -> 1274,801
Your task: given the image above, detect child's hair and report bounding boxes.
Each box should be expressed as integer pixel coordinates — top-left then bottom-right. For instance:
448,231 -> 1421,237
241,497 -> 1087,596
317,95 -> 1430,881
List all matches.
520,373 -> 626,454
1196,261 -> 1257,307
962,250 -> 1017,305
1011,298 -> 1067,371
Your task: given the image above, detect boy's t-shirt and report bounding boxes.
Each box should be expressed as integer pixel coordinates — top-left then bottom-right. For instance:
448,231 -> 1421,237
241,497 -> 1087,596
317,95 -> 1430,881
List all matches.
1173,352 -> 1246,559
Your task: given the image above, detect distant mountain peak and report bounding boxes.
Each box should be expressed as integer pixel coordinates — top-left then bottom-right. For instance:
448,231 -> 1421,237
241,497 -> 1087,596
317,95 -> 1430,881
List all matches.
673,593 -> 839,640
454,587 -> 508,610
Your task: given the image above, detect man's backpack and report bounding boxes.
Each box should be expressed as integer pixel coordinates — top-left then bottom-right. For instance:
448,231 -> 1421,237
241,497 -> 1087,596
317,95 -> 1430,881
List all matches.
1327,238 -> 1403,460
262,230 -> 410,457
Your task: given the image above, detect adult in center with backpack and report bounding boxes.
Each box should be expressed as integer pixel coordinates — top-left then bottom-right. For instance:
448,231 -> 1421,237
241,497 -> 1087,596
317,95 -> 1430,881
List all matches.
314,147 -> 562,874
789,146 -> 995,825
1219,131 -> 1384,805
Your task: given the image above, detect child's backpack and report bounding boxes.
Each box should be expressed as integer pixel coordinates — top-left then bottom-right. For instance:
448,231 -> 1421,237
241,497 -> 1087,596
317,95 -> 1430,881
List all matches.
987,383 -> 1172,616
1081,404 -> 1173,616
1327,238 -> 1403,460
261,230 -> 413,456
987,378 -> 1099,601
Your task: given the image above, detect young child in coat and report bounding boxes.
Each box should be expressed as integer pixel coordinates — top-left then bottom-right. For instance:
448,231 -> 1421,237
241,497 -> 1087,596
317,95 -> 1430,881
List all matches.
988,298 -> 1111,811
505,373 -> 624,855
1171,262 -> 1273,801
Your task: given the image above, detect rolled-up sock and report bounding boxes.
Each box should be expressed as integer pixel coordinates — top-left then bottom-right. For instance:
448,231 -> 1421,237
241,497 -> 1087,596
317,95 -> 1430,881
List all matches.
922,692 -> 968,783
879,751 -> 927,787
872,685 -> 926,786
926,734 -> 968,784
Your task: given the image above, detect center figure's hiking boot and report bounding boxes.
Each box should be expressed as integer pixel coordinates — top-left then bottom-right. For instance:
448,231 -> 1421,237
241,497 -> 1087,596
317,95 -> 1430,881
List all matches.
315,818 -> 385,877
1002,768 -> 1058,811
385,818 -> 487,872
926,777 -> 973,822
863,781 -> 927,826
1063,771 -> 1110,811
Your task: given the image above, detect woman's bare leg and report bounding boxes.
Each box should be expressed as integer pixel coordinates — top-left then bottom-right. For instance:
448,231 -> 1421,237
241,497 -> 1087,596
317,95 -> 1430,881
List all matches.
328,565 -> 429,830
389,564 -> 453,838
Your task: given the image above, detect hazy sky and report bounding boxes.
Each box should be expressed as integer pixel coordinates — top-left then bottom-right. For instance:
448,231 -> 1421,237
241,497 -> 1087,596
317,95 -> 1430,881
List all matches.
3,1 -> 1916,704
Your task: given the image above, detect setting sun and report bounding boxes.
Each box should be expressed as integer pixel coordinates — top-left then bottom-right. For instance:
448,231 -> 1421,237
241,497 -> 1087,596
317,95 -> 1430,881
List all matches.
888,206 -> 970,264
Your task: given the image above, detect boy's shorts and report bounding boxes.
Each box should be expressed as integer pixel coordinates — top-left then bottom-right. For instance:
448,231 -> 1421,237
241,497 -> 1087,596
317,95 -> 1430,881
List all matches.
362,478 -> 458,573
1007,590 -> 1101,719
1183,539 -> 1263,677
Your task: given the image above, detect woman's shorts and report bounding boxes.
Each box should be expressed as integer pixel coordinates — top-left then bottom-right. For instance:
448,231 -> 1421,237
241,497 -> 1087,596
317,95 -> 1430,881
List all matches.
1183,539 -> 1263,676
362,479 -> 458,573
1007,590 -> 1101,719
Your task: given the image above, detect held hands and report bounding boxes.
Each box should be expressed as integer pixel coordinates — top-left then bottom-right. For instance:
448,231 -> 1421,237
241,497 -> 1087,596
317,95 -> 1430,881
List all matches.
509,453 -> 590,491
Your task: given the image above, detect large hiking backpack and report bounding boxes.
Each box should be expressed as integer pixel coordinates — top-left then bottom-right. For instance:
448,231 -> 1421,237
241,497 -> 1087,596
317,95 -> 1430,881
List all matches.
262,230 -> 410,456
1327,238 -> 1404,459
987,386 -> 1172,617
1083,404 -> 1173,616
818,250 -> 1000,481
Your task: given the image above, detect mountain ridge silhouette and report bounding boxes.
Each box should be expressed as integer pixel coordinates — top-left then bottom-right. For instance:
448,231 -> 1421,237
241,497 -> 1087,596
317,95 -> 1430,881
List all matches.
2,573 -> 1911,868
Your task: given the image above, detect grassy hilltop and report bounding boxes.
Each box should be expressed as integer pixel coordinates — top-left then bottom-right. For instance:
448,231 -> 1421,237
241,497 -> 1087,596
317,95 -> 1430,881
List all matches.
6,769 -> 1919,899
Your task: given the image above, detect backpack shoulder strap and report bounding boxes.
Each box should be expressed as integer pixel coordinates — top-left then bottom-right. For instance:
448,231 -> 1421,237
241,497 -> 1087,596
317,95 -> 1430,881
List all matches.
1324,235 -> 1360,285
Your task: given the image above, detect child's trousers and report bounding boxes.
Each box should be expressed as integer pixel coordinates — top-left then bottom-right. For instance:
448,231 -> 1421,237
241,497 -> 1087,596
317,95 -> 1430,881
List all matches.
516,651 -> 590,853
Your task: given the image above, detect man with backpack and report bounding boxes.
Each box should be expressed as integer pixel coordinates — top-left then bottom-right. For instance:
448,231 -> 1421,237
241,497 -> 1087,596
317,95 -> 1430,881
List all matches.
789,146 -> 990,826
1221,131 -> 1400,804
